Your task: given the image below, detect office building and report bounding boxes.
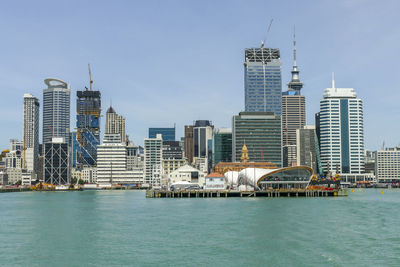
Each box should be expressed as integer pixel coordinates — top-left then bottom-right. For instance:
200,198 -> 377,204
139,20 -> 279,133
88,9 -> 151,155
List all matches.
149,127 -> 175,141
375,147 -> 400,183
319,77 -> 364,175
244,47 -> 282,114
144,134 -> 163,185
232,111 -> 281,167
43,137 -> 70,185
184,125 -> 194,164
23,94 -> 40,172
296,126 -> 322,174
76,88 -> 101,167
42,78 -> 70,144
282,145 -> 297,167
213,128 -> 232,166
105,105 -> 125,143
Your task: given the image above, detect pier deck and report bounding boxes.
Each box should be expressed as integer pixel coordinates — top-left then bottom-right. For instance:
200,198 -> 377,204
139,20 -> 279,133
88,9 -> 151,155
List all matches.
146,189 -> 348,198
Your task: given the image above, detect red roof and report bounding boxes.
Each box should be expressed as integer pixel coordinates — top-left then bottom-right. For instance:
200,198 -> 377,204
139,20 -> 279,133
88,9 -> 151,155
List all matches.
206,172 -> 225,178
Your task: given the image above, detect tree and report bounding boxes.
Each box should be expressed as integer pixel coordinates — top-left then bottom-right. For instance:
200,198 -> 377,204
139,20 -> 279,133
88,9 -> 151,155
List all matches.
71,177 -> 78,184
16,180 -> 22,186
78,179 -> 85,185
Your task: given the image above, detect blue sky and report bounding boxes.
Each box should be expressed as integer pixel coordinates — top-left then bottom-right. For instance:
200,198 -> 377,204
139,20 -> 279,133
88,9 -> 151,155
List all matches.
0,0 -> 399,150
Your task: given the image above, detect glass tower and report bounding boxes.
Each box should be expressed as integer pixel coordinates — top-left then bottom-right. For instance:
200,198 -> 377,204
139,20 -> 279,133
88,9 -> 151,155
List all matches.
148,127 -> 175,141
244,48 -> 282,115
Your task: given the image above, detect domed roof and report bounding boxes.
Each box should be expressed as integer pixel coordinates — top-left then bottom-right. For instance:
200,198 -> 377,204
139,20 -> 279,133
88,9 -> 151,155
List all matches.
106,105 -> 115,114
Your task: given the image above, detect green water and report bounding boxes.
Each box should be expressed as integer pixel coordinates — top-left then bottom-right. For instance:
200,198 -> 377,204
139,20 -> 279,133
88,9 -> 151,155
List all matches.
0,189 -> 399,266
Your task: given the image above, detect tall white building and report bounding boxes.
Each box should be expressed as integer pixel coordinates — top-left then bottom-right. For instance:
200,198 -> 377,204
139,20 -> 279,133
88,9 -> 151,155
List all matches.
105,106 -> 126,143
144,134 -> 163,185
375,147 -> 400,183
23,94 -> 40,172
97,134 -> 142,184
319,77 -> 364,175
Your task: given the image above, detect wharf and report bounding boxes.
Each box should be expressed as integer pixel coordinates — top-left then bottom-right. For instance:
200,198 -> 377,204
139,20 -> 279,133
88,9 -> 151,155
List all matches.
146,189 -> 348,198
0,188 -> 31,193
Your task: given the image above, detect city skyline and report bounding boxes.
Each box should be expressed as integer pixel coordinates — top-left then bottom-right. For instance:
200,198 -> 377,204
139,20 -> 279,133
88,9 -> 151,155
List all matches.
0,0 -> 399,150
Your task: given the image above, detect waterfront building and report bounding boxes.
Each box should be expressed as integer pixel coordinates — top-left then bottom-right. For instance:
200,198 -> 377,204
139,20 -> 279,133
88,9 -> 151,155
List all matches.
42,78 -> 70,144
162,159 -> 186,176
204,172 -> 226,190
244,47 -> 282,114
127,142 -> 144,170
213,128 -> 232,166
76,88 -> 101,167
364,150 -> 376,175
21,170 -> 35,186
97,134 -> 139,184
162,140 -> 185,175
81,167 -> 97,184
232,111 -> 281,166
319,77 -> 364,175
193,120 -> 214,172
296,126 -> 322,174
168,164 -> 205,187
43,137 -> 70,185
282,34 -> 305,166
144,134 -> 163,185
70,168 -> 82,183
5,150 -> 23,169
149,127 -> 175,141
375,147 -> 400,183
23,94 -> 40,172
105,105 -> 125,143
0,170 -> 8,185
5,168 -> 22,185
184,125 -> 194,164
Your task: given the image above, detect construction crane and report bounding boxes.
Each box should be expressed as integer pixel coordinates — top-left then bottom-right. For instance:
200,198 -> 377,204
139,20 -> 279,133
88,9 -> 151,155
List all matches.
261,19 -> 273,48
88,64 -> 93,91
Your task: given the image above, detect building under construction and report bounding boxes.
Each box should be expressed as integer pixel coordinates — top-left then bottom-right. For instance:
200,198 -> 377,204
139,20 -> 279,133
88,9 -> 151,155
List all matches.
76,66 -> 101,167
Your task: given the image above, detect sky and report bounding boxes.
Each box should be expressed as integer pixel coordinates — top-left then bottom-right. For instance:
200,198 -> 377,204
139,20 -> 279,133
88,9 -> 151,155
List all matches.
0,0 -> 399,150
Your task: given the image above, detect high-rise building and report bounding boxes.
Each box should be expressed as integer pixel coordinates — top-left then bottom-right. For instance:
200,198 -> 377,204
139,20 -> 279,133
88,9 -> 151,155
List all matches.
375,147 -> 400,183
162,141 -> 185,176
76,88 -> 101,167
42,78 -> 70,144
184,125 -> 194,164
193,120 -> 214,173
43,137 -> 70,185
319,77 -> 364,175
232,111 -> 282,167
244,48 -> 282,114
213,128 -> 232,166
149,127 -> 175,141
23,94 -> 40,172
282,33 -> 305,165
144,134 -> 163,185
105,106 -> 125,143
296,126 -> 322,174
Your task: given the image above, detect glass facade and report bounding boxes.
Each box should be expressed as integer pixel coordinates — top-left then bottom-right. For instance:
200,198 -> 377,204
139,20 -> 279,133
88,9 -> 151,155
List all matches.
149,128 -> 175,141
244,48 -> 282,114
213,131 -> 232,165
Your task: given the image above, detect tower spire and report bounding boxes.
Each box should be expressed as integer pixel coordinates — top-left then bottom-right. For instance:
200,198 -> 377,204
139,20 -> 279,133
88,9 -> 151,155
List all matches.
287,25 -> 303,93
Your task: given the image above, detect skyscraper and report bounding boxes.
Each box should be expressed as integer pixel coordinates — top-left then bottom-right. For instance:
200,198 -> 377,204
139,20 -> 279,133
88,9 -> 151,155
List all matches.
184,125 -> 194,164
296,126 -> 322,174
76,87 -> 101,167
232,111 -> 282,167
23,94 -> 39,172
319,77 -> 364,175
213,128 -> 232,165
44,137 -> 70,185
42,78 -> 70,144
144,134 -> 163,185
244,47 -> 282,114
105,105 -> 125,143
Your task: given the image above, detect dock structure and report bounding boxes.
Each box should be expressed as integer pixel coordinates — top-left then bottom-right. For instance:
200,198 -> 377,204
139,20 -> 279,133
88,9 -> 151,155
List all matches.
146,189 -> 348,198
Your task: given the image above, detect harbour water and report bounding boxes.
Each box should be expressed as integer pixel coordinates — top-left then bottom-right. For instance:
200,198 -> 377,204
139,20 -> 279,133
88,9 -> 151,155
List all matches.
1,189 -> 399,266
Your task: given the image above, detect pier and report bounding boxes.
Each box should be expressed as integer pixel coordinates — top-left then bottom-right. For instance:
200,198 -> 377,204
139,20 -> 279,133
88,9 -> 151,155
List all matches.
146,189 -> 348,198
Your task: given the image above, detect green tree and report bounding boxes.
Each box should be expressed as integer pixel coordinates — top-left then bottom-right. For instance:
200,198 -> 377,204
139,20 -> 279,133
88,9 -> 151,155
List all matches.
71,177 -> 78,184
16,180 -> 22,186
78,179 -> 85,185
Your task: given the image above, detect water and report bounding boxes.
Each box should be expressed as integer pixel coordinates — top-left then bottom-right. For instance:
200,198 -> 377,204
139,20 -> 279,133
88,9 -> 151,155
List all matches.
0,189 -> 399,266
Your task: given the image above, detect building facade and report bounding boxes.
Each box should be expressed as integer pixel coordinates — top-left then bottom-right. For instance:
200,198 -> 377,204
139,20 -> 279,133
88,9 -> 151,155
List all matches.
244,48 -> 282,114
319,79 -> 364,175
149,127 -> 175,141
42,78 -> 70,144
144,134 -> 163,185
296,126 -> 322,174
213,128 -> 232,166
23,94 -> 40,172
184,125 -> 194,164
76,89 -> 101,167
105,106 -> 125,143
375,147 -> 400,183
43,137 -> 70,185
232,111 -> 282,167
